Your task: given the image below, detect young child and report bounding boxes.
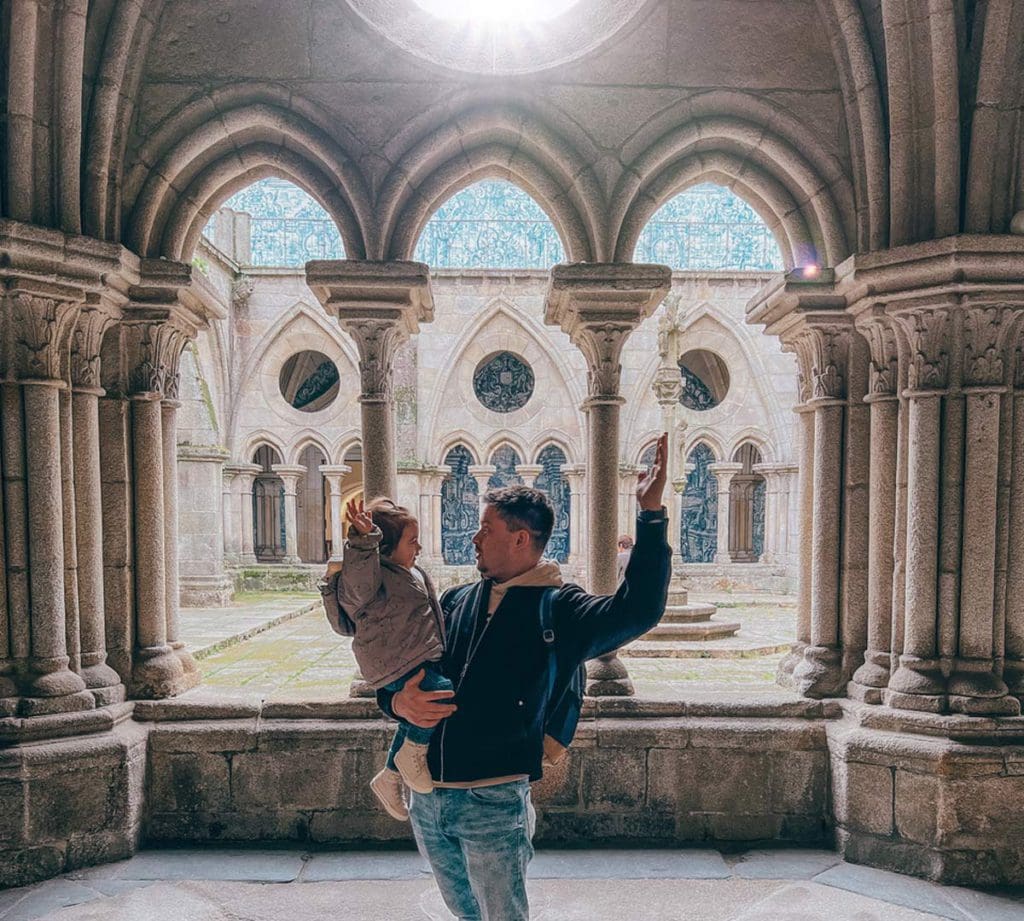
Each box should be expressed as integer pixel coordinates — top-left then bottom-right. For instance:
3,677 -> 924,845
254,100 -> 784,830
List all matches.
334,497 -> 450,821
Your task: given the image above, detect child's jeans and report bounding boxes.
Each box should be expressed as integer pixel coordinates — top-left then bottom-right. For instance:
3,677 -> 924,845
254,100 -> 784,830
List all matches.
383,661 -> 453,771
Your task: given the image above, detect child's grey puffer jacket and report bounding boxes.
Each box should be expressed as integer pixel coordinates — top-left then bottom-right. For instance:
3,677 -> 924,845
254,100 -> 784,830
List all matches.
334,526 -> 445,690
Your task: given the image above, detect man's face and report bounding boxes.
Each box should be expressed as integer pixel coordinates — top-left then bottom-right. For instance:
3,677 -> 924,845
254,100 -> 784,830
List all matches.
472,504 -> 521,582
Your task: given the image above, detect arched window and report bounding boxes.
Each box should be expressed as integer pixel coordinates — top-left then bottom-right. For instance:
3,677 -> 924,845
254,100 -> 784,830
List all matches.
535,446 -> 570,563
729,443 -> 766,563
252,445 -> 285,562
634,183 -> 783,272
441,446 -> 479,565
681,443 -> 718,562
413,180 -> 565,269
205,178 -> 345,267
488,445 -> 523,489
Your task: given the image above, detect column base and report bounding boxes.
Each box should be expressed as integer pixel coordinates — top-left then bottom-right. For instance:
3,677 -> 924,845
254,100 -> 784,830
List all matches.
1005,658 -> 1024,702
349,673 -> 376,699
179,573 -> 235,607
586,653 -> 635,697
17,690 -> 96,717
171,643 -> 202,690
239,553 -> 258,565
282,556 -> 302,566
947,659 -> 1020,716
24,658 -> 89,699
791,644 -> 845,698
884,656 -> 947,712
848,651 -> 891,705
775,642 -> 807,688
129,646 -> 188,699
81,659 -> 125,692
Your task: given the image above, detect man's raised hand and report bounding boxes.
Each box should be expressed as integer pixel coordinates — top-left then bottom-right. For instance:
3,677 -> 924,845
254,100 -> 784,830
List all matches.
392,668 -> 456,729
637,431 -> 669,512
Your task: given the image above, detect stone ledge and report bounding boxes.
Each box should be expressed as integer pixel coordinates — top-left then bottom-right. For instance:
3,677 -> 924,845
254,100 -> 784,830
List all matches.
839,698 -> 1024,743
0,703 -> 135,747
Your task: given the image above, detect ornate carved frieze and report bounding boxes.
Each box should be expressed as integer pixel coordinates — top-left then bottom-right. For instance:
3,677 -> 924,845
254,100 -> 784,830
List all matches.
895,308 -> 951,392
8,293 -> 81,381
341,317 -> 407,401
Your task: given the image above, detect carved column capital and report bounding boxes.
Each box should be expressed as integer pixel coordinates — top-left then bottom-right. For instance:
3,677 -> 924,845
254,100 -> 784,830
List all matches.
5,292 -> 82,382
653,364 -> 683,405
856,311 -> 901,399
961,304 -> 1021,389
574,321 -> 636,399
341,317 -> 408,402
891,307 -> 952,392
800,322 -> 852,402
70,302 -> 119,392
120,318 -> 190,399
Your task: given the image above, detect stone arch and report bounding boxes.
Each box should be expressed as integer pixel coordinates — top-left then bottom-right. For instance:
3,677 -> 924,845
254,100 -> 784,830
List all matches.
122,97 -> 373,259
485,433 -> 531,467
727,429 -> 777,465
421,297 -> 585,460
533,434 -> 577,467
243,433 -> 286,467
331,432 -> 364,466
228,303 -> 360,451
378,105 -> 604,261
286,431 -> 333,467
437,434 -> 483,467
684,431 -> 725,462
611,100 -> 854,267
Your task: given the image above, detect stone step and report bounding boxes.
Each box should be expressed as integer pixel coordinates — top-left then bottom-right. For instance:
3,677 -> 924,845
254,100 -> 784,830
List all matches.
661,603 -> 717,624
640,620 -> 742,641
667,589 -> 690,606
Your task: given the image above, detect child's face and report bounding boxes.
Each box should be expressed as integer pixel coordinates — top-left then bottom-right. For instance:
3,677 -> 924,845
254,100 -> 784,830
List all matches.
389,521 -> 422,569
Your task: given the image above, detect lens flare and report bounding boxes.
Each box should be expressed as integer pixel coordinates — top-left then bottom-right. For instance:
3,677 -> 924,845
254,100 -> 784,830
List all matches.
414,0 -> 579,22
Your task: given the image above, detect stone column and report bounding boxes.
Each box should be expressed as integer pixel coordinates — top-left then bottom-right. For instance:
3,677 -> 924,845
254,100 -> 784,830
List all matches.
70,304 -> 124,704
233,464 -> 262,565
58,388 -> 81,678
790,322 -> 852,698
946,306 -> 1020,714
654,367 -> 685,561
545,262 -> 672,696
272,465 -> 306,564
849,314 -> 901,703
753,464 -> 798,567
6,293 -> 93,714
784,405 -> 816,681
517,464 -> 544,487
222,466 -> 241,564
708,462 -> 743,564
468,465 -> 497,498
564,465 -> 586,568
320,464 -> 353,561
1006,340 -> 1024,701
177,445 -> 234,606
306,261 -> 434,504
617,465 -> 642,540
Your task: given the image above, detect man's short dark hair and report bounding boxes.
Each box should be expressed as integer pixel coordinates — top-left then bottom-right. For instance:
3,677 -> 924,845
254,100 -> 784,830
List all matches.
482,485 -> 555,552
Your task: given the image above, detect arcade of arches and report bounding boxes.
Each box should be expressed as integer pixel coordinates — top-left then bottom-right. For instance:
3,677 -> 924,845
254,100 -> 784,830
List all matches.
2,0 -> 1024,894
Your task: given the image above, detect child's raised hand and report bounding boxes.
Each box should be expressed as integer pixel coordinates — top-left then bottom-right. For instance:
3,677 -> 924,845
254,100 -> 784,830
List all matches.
345,498 -> 373,535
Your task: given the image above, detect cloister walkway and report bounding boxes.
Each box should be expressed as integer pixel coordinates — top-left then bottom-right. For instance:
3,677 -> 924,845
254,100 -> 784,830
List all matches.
3,847 -> 1020,920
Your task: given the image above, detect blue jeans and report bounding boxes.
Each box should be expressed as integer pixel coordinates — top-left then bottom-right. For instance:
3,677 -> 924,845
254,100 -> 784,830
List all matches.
409,780 -> 536,921
383,661 -> 452,772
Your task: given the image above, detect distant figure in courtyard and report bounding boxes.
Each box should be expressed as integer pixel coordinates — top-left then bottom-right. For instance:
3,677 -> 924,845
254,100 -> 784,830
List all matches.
327,497 -> 450,821
616,534 -> 634,582
378,432 -> 672,921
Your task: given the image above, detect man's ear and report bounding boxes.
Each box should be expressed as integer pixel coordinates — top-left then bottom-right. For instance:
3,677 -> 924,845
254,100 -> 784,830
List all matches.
514,529 -> 532,551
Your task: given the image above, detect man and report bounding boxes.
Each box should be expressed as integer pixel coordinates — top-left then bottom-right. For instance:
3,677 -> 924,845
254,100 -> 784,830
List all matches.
378,432 -> 672,920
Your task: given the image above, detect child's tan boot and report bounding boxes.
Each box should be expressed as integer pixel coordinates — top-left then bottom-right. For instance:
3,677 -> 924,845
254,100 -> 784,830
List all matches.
370,768 -> 409,821
393,740 -> 434,794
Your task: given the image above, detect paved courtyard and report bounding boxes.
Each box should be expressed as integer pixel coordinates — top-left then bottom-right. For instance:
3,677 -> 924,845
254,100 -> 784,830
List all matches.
185,593 -> 796,698
3,848 -> 1020,920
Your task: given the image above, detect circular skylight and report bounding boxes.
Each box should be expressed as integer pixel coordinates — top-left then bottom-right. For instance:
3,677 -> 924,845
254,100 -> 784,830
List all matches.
413,0 -> 579,21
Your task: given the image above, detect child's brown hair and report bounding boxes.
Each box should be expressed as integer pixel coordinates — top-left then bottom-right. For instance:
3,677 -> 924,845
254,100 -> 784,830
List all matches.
363,497 -> 417,558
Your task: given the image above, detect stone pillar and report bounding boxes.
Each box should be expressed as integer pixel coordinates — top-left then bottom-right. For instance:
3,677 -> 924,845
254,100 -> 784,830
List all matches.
320,464 -> 353,561
468,465 -> 497,498
177,445 -> 234,607
849,314 -> 901,703
70,304 -> 124,704
753,464 -> 799,567
790,322 -> 853,698
272,465 -> 306,564
783,405 -> 816,682
232,464 -> 262,565
1006,341 -> 1024,700
517,464 -> 544,487
58,388 -> 81,678
617,465 -> 642,540
564,465 -> 586,568
221,466 -> 241,564
708,463 -> 743,564
306,261 -> 434,504
545,262 -> 672,697
5,293 -> 93,714
653,367 -> 685,562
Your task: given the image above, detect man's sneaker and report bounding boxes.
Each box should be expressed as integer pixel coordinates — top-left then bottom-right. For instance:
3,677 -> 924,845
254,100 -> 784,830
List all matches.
393,740 -> 434,794
370,768 -> 409,821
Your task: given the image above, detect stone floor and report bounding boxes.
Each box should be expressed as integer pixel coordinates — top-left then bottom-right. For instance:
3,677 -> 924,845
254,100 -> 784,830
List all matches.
3,849 -> 1021,920
186,593 -> 797,698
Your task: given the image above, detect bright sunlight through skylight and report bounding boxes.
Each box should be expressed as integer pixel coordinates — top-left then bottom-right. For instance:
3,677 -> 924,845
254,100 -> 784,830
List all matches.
413,0 -> 579,22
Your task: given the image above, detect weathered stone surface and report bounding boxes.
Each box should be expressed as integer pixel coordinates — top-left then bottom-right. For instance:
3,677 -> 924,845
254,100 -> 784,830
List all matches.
581,748 -> 648,810
149,752 -> 231,813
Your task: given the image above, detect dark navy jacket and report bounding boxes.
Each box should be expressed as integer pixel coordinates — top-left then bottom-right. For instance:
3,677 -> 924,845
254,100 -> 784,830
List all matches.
377,514 -> 671,783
